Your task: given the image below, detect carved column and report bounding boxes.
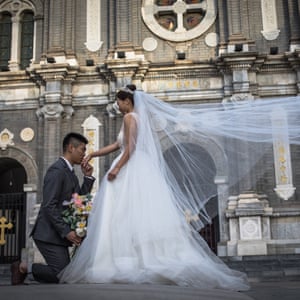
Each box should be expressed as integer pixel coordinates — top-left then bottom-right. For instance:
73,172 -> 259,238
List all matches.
8,15 -> 20,71
35,67 -> 75,168
220,52 -> 256,96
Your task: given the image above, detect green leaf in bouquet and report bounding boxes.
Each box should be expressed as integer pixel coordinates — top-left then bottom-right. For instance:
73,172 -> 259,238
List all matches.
62,210 -> 70,217
62,216 -> 70,224
86,194 -> 92,201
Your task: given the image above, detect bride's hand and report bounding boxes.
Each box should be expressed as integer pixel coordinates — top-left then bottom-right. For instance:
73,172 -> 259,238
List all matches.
82,154 -> 93,167
107,167 -> 120,181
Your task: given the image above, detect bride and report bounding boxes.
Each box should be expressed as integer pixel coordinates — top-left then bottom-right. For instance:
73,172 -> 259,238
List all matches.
58,84 -> 250,290
59,84 -> 299,289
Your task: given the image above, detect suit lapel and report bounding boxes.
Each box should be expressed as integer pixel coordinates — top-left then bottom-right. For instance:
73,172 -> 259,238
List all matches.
59,158 -> 80,193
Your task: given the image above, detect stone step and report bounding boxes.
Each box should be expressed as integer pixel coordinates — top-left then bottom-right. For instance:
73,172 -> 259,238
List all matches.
0,264 -> 10,285
223,254 -> 300,281
0,264 -> 10,275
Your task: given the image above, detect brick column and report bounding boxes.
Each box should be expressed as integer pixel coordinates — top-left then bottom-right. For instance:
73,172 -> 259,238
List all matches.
226,0 -> 249,52
116,0 -> 132,44
48,0 -> 65,54
217,0 -> 229,54
34,66 -> 75,169
287,0 -> 300,51
227,0 -> 242,37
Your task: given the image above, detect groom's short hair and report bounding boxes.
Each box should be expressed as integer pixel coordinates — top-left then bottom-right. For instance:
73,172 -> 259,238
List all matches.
63,132 -> 88,153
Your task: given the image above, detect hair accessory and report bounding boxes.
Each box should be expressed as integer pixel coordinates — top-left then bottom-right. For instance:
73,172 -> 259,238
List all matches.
118,87 -> 134,95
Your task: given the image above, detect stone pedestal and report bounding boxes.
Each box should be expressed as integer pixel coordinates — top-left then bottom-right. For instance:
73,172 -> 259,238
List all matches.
226,192 -> 272,256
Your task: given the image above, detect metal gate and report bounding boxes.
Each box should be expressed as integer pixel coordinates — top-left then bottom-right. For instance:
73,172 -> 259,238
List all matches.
199,215 -> 220,254
0,193 -> 26,264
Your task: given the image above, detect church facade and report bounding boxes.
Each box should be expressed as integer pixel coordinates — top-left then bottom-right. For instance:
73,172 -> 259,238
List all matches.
0,0 -> 300,266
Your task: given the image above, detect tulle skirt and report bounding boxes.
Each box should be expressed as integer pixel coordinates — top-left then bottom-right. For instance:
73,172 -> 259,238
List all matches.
58,150 -> 249,291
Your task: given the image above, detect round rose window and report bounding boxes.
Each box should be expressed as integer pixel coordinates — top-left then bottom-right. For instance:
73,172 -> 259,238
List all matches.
141,0 -> 216,42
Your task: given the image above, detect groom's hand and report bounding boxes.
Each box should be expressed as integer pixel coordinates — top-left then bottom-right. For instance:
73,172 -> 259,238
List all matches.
66,231 -> 82,246
81,162 -> 93,177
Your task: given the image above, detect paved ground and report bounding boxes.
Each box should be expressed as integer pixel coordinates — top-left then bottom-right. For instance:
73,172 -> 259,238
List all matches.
0,281 -> 252,300
1,278 -> 300,300
245,280 -> 300,300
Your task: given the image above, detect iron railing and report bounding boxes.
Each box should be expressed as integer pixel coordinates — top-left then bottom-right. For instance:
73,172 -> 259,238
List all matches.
199,215 -> 220,254
0,193 -> 26,264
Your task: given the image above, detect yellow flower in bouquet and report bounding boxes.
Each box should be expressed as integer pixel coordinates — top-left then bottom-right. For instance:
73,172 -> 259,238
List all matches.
62,193 -> 93,238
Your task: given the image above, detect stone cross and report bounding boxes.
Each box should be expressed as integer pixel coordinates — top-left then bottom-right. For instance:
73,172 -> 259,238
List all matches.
0,216 -> 13,245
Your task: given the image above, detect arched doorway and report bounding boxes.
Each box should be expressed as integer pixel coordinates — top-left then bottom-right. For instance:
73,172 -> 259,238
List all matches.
0,158 -> 27,264
164,143 -> 220,253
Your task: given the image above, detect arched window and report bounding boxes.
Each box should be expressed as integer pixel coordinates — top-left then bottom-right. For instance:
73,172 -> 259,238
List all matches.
0,12 -> 12,71
20,11 -> 34,70
0,0 -> 36,71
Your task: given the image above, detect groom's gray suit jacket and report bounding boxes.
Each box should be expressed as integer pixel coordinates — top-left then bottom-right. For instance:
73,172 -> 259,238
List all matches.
31,157 -> 95,246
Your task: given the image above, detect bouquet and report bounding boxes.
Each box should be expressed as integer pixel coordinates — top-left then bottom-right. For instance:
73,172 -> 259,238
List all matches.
62,193 -> 93,238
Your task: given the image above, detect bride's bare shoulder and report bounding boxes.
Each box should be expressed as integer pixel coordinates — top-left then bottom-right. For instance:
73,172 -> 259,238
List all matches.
124,112 -> 137,122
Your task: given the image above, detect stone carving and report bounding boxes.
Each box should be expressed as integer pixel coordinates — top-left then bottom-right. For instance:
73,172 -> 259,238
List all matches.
240,217 -> 261,240
85,0 -> 103,51
20,127 -> 34,142
36,104 -> 64,119
142,37 -> 158,52
271,108 -> 296,200
82,115 -> 102,195
261,0 -> 280,40
0,128 -> 14,150
205,32 -> 218,47
222,93 -> 254,105
226,192 -> 272,256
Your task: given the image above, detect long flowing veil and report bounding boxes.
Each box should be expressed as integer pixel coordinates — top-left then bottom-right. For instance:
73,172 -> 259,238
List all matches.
131,91 -> 300,230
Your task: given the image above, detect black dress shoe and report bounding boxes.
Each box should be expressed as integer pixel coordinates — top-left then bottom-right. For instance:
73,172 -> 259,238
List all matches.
11,261 -> 27,285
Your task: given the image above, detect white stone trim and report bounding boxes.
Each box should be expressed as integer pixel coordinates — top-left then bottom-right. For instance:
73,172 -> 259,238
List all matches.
271,107 -> 296,200
82,115 -> 102,195
0,128 -> 14,150
261,0 -> 280,40
85,0 -> 103,52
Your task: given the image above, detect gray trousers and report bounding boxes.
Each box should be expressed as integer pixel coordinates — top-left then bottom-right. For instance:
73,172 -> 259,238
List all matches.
32,239 -> 70,283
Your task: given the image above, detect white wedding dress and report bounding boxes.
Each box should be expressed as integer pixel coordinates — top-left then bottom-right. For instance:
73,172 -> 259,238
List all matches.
59,112 -> 249,291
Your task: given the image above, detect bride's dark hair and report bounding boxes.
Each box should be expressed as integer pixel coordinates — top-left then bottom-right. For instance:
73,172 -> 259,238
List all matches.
116,84 -> 136,105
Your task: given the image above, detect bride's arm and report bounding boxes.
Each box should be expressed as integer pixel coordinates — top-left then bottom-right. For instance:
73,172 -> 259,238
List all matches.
91,142 -> 120,157
82,141 -> 120,167
107,114 -> 137,181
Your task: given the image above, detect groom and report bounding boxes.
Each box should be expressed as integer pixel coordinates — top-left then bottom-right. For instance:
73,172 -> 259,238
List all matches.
11,132 -> 95,284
